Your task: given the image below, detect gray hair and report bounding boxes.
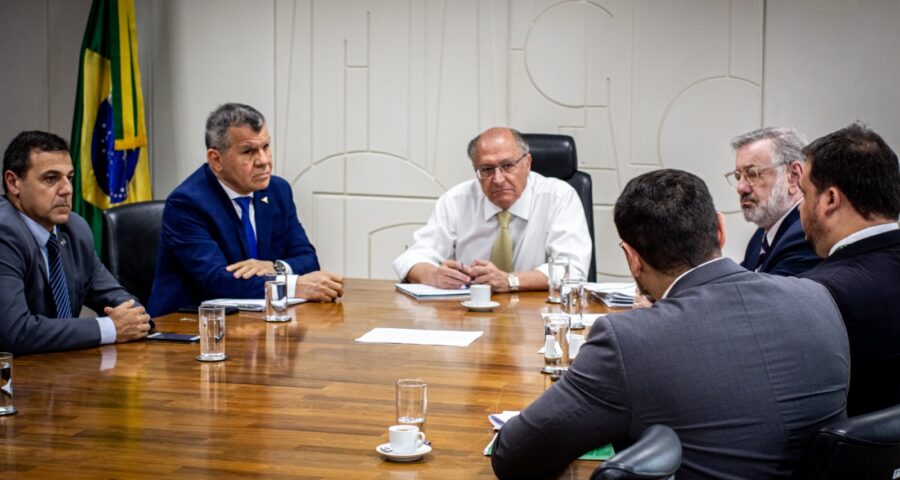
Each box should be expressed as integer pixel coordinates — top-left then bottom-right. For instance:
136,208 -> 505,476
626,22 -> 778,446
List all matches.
205,103 -> 266,150
467,127 -> 530,162
731,126 -> 808,167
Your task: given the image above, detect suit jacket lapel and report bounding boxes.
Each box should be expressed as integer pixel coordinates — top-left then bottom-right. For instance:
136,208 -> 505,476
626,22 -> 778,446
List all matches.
254,190 -> 271,260
762,206 -> 800,269
204,165 -> 252,259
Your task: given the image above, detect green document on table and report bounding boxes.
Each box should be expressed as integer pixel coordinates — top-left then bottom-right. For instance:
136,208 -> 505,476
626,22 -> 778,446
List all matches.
483,433 -> 615,460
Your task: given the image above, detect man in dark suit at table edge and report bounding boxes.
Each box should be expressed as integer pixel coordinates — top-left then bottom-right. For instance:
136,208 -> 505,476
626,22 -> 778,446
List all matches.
0,131 -> 150,354
728,126 -> 820,276
147,103 -> 342,317
798,122 -> 900,416
492,169 -> 850,479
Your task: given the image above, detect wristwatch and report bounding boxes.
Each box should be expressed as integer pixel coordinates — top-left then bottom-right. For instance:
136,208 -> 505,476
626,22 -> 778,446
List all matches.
507,273 -> 520,292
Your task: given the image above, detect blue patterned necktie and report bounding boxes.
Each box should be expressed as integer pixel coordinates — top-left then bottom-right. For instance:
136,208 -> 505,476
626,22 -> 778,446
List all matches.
234,196 -> 258,259
757,236 -> 771,269
46,233 -> 72,318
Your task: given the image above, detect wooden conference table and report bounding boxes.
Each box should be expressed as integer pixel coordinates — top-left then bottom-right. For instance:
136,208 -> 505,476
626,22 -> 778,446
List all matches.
2,279 -> 616,479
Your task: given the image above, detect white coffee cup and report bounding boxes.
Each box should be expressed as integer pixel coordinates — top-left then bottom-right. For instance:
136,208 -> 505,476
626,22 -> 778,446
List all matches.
470,284 -> 492,306
388,425 -> 426,454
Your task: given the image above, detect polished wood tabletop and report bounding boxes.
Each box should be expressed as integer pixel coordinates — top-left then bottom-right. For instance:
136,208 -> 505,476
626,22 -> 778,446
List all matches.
1,279 -> 614,479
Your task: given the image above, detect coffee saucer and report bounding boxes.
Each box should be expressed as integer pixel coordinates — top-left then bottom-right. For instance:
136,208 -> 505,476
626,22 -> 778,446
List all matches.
461,301 -> 499,312
376,442 -> 432,462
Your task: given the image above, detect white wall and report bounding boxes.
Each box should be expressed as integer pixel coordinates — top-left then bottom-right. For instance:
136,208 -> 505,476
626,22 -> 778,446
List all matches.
2,0 -> 899,280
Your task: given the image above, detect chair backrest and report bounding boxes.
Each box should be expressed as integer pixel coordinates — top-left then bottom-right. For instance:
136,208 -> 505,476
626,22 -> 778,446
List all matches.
792,402 -> 900,480
591,425 -> 682,480
522,133 -> 597,282
101,200 -> 166,306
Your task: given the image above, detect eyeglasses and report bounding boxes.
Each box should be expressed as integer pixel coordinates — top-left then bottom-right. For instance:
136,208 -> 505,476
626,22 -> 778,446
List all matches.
724,164 -> 782,188
474,153 -> 527,180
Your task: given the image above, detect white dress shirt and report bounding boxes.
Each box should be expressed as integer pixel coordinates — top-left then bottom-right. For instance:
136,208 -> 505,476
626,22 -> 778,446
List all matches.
393,171 -> 592,280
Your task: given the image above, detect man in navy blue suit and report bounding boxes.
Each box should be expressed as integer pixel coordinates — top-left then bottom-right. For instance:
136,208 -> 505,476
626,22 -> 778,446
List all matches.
799,123 -> 900,416
148,103 -> 342,317
727,127 -> 820,276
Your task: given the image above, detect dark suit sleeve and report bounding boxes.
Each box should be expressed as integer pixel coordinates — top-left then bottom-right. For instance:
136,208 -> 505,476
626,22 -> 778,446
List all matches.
0,234 -> 100,355
764,242 -> 822,277
161,195 -> 270,299
271,181 -> 320,274
491,316 -> 632,479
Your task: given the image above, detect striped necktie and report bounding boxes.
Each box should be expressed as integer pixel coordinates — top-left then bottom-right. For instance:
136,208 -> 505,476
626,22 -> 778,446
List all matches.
491,211 -> 513,272
756,236 -> 771,270
46,233 -> 72,318
234,196 -> 258,259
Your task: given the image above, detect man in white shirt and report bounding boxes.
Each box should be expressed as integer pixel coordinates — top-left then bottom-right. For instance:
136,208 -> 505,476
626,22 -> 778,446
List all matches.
393,127 -> 592,292
727,127 -> 819,276
798,122 -> 900,415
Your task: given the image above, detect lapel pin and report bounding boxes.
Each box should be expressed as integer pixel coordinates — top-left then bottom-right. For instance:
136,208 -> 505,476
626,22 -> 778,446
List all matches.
60,238 -> 67,247
262,196 -> 269,204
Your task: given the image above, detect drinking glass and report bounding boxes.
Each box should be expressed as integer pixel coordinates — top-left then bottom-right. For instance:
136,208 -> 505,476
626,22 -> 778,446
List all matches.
547,257 -> 570,303
543,314 -> 570,372
0,352 -> 16,416
561,280 -> 585,329
197,305 -> 227,362
396,379 -> 427,431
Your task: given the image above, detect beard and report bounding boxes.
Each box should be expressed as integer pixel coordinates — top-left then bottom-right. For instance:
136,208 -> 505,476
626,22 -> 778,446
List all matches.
741,173 -> 794,229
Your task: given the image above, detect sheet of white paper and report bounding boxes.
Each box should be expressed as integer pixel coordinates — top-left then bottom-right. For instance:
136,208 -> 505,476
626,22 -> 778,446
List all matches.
488,411 -> 520,430
355,328 -> 483,347
395,283 -> 470,298
541,312 -> 606,324
583,282 -> 637,296
204,298 -> 307,311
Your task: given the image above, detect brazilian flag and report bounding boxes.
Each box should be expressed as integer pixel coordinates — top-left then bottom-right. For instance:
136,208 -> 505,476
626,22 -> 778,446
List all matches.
71,0 -> 151,252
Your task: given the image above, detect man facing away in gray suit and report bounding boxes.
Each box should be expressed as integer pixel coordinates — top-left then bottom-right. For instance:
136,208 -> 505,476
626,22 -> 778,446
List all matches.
0,131 -> 150,355
491,169 -> 850,479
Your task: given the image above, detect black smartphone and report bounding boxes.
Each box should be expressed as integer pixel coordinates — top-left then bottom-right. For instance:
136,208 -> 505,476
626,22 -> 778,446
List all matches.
176,305 -> 239,315
146,332 -> 200,343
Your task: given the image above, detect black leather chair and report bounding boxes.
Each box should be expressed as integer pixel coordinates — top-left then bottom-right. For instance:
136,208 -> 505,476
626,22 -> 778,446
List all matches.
591,425 -> 682,480
792,402 -> 900,479
102,200 -> 166,306
523,133 -> 596,282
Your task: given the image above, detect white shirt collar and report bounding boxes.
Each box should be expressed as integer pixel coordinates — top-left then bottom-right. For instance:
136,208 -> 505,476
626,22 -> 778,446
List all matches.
765,202 -> 800,246
17,210 -> 55,246
217,179 -> 248,201
828,222 -> 899,256
481,171 -> 535,222
661,256 -> 728,299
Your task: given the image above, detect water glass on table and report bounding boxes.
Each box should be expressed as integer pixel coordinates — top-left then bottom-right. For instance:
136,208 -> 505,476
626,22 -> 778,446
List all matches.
543,314 -> 570,373
0,352 -> 17,416
396,378 -> 427,431
264,278 -> 291,322
561,280 -> 585,329
197,304 -> 227,362
547,257 -> 570,303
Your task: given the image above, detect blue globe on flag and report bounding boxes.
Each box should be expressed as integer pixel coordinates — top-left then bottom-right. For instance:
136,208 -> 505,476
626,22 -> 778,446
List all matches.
90,98 -> 140,204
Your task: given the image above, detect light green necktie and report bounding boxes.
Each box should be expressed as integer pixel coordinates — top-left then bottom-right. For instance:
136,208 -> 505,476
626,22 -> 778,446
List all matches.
491,211 -> 513,272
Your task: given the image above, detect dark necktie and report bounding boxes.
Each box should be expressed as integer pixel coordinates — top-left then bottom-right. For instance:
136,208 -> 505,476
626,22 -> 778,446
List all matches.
756,236 -> 771,269
46,233 -> 72,318
234,196 -> 258,259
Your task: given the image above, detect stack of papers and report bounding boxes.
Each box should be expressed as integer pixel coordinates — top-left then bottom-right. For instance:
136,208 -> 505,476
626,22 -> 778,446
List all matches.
395,283 -> 470,301
584,282 -> 636,308
204,298 -> 306,312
